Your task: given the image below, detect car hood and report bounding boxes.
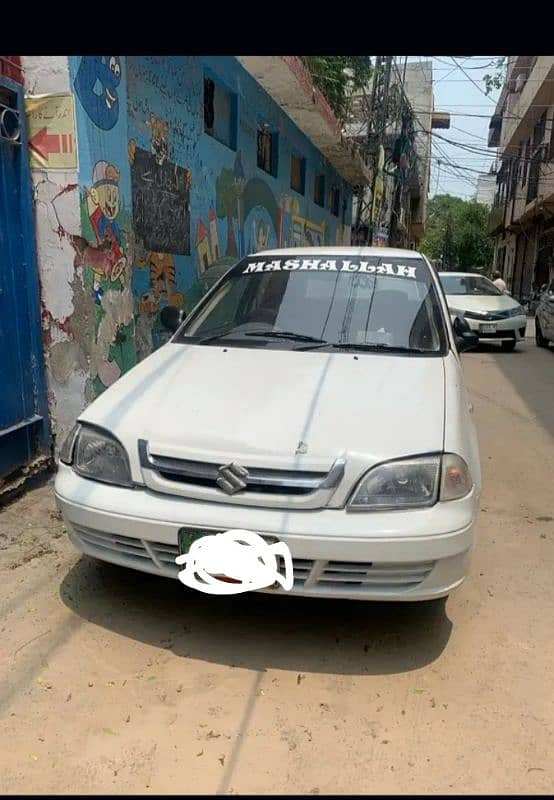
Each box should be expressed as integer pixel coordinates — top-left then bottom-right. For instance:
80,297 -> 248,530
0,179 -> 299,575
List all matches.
445,293 -> 519,313
80,343 -> 446,480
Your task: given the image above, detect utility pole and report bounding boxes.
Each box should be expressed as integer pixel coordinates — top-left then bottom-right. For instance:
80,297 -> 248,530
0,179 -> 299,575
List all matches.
353,56 -> 393,245
435,159 -> 442,195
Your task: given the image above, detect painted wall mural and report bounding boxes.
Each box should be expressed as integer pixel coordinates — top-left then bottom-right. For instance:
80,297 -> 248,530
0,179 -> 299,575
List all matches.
74,56 -> 122,131
69,55 -> 136,397
67,55 -> 353,392
73,159 -> 135,392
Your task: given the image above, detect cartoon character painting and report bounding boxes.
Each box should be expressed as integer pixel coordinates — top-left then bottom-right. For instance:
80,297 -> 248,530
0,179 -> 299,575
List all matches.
74,56 -> 121,131
85,160 -> 127,282
147,113 -> 169,166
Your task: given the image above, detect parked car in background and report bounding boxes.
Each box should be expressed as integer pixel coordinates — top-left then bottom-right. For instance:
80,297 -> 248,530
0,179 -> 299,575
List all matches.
439,272 -> 527,352
535,278 -> 554,348
55,247 -> 481,603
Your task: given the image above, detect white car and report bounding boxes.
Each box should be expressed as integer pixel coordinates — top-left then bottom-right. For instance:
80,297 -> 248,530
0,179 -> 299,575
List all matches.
439,271 -> 527,351
55,247 -> 481,603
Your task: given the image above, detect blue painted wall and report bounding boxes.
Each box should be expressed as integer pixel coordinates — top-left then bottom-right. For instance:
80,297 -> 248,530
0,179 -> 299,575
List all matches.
68,55 -> 353,394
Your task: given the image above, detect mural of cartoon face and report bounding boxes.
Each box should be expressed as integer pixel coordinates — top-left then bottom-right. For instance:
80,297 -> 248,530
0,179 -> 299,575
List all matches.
245,206 -> 277,254
74,56 -> 122,131
91,180 -> 120,222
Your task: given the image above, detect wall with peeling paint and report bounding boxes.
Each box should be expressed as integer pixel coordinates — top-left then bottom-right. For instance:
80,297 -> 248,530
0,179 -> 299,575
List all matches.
22,56 -> 92,452
27,56 -> 353,451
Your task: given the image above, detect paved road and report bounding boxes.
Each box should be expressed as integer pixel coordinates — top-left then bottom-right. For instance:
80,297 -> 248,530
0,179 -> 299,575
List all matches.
1,334 -> 553,794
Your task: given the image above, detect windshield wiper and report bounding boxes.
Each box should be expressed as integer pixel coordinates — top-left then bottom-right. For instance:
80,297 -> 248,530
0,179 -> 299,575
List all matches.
244,330 -> 329,344
330,342 -> 428,354
195,328 -> 239,344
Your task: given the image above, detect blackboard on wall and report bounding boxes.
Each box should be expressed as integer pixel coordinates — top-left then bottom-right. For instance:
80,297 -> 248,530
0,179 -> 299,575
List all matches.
131,147 -> 191,255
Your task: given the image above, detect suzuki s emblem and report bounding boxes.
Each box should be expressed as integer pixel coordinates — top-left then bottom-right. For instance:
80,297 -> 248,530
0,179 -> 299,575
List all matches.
216,462 -> 249,495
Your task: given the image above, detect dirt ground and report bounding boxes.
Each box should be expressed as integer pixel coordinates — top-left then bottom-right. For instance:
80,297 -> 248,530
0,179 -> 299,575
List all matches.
1,334 -> 553,795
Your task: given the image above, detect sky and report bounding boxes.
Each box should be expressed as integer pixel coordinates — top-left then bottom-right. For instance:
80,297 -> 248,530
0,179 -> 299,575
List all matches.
406,55 -> 502,200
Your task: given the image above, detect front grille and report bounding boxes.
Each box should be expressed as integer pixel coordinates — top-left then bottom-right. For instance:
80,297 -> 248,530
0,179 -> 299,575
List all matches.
71,525 -> 434,595
73,524 -> 181,575
478,330 -> 516,340
157,468 -> 318,495
471,310 -> 511,321
142,449 -> 327,496
137,439 -> 346,510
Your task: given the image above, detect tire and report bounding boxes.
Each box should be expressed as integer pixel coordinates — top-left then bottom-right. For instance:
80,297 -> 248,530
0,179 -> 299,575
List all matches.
501,340 -> 516,352
535,319 -> 549,348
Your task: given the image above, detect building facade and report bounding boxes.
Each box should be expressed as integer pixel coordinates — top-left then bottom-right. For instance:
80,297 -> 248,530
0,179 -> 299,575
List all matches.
488,56 -> 554,300
347,60 -> 447,250
474,172 -> 496,207
1,55 -> 368,479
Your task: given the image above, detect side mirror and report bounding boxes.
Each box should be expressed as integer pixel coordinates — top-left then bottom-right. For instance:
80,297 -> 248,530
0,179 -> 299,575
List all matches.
160,305 -> 185,332
453,315 -> 479,353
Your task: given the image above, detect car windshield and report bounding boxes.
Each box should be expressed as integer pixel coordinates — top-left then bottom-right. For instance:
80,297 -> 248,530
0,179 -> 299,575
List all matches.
176,254 -> 448,355
440,274 -> 502,296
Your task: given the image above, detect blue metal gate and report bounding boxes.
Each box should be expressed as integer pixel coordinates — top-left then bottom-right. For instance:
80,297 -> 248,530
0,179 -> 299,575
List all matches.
0,75 -> 50,481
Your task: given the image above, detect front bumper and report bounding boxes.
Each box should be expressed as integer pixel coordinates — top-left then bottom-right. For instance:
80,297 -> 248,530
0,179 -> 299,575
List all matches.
464,314 -> 527,342
55,464 -> 479,602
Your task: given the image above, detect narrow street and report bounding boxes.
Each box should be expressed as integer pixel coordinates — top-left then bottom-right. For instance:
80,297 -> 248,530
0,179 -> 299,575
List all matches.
1,333 -> 553,795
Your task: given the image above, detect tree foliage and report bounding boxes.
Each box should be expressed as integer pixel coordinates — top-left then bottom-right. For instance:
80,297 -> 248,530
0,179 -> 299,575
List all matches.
483,57 -> 506,96
301,56 -> 372,123
420,194 -> 494,270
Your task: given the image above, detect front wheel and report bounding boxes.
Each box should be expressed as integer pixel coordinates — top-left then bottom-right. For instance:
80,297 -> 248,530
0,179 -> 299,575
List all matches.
501,340 -> 517,352
535,319 -> 549,348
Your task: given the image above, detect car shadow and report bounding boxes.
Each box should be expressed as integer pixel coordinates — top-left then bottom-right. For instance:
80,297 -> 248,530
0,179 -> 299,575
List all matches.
59,556 -> 453,677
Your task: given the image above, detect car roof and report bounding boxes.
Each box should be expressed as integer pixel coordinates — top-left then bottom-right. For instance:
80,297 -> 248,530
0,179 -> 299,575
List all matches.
255,246 -> 425,260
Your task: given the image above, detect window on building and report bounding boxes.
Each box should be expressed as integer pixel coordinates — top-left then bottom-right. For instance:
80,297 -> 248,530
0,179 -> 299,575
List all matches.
533,112 -> 546,149
204,75 -> 237,150
509,157 -> 518,200
329,186 -> 340,217
257,122 -> 278,176
527,150 -> 541,204
290,154 -> 306,194
522,139 -> 530,185
314,173 -> 325,207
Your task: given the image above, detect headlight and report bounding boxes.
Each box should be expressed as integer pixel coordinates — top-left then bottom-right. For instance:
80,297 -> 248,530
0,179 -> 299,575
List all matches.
450,308 -> 485,320
69,424 -> 133,487
349,455 -> 441,510
348,453 -> 473,511
508,305 -> 525,317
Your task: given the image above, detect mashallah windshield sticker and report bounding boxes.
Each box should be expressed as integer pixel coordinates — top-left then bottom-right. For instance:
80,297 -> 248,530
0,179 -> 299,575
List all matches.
175,529 -> 294,595
242,259 -> 420,278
